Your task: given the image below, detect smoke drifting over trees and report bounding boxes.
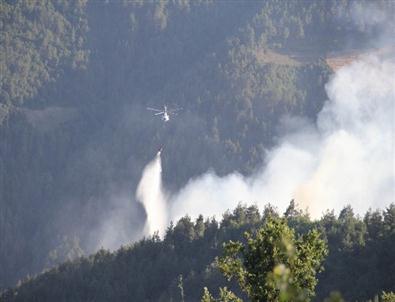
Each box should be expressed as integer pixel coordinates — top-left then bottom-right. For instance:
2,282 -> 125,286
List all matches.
1,0 -> 394,294
138,54 -> 394,237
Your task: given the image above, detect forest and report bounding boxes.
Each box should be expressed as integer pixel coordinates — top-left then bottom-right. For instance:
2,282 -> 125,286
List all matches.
2,203 -> 395,301
0,0 -> 394,300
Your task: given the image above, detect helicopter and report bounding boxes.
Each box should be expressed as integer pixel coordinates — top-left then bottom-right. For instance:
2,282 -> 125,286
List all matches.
146,105 -> 182,122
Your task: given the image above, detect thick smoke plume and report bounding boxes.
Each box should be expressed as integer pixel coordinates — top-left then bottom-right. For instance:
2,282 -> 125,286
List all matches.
137,54 -> 394,237
136,152 -> 167,237
169,55 -> 395,223
171,57 -> 395,224
135,1 -> 395,236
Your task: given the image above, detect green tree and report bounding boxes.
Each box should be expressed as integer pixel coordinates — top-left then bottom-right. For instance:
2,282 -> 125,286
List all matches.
381,291 -> 395,302
203,218 -> 327,302
202,287 -> 242,302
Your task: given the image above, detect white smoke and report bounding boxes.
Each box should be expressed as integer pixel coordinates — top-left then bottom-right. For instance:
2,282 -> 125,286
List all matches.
351,1 -> 395,32
167,54 -> 395,223
135,54 -> 394,236
94,194 -> 142,250
135,1 -> 395,235
136,152 -> 168,237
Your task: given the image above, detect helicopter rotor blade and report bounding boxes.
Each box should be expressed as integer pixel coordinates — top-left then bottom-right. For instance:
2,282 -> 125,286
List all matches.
147,107 -> 162,112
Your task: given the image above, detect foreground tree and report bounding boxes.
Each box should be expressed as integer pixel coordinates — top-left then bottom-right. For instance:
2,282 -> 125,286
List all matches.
381,291 -> 395,302
202,218 -> 327,302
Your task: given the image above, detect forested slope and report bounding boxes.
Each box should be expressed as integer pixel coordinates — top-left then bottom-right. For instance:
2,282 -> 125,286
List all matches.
2,204 -> 394,302
0,0 -> 392,290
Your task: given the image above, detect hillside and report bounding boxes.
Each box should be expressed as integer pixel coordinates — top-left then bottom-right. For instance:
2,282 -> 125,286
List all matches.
325,46 -> 395,71
1,0 -> 394,292
2,204 -> 395,301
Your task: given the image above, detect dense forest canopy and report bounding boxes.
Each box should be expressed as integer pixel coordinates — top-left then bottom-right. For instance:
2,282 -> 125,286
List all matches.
2,203 -> 395,301
0,0 -> 88,106
0,0 -> 394,299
